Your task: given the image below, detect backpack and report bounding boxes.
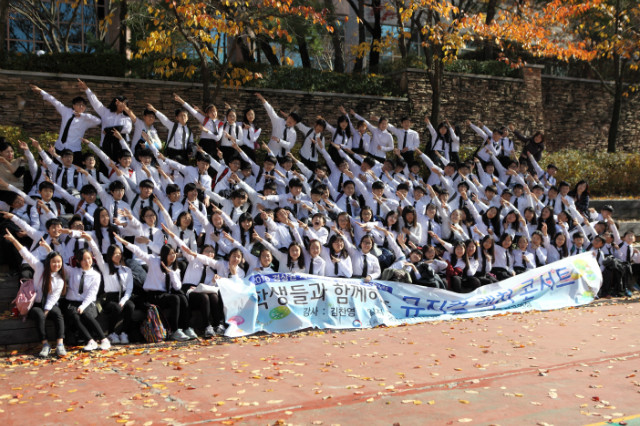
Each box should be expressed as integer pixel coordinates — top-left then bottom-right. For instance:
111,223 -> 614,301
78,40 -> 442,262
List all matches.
12,279 -> 36,320
140,304 -> 167,343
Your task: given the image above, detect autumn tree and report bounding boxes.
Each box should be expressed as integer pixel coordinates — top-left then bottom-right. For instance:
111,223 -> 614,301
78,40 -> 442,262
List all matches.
135,0 -> 327,104
472,0 -> 640,152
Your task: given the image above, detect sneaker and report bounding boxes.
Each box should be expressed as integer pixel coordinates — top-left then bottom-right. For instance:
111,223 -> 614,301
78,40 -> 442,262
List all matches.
170,329 -> 190,341
83,339 -> 98,351
215,324 -> 227,335
119,332 -> 129,345
56,344 -> 67,357
108,332 -> 120,344
625,289 -> 633,297
99,338 -> 111,350
204,325 -> 215,338
38,344 -> 51,358
184,327 -> 198,340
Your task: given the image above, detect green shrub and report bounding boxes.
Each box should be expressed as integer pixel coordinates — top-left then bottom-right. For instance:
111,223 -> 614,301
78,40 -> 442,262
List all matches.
0,52 -> 129,77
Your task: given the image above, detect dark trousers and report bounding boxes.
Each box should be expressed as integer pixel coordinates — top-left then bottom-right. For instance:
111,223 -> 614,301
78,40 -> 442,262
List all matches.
199,138 -> 219,157
165,148 -> 189,165
491,267 -> 512,281
29,303 -> 64,341
101,292 -> 136,335
400,150 -> 415,165
449,275 -> 481,293
300,156 -> 318,172
219,146 -> 236,164
63,300 -> 106,341
240,145 -> 257,162
474,272 -> 498,286
188,291 -> 224,329
145,291 -> 190,331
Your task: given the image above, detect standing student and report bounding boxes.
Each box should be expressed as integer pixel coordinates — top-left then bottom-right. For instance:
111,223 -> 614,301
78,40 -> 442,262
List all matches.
147,103 -> 193,164
4,230 -> 68,358
240,107 -> 261,161
173,93 -> 222,157
219,108 -> 244,163
325,115 -> 352,164
426,117 -> 459,164
388,116 -> 420,165
296,118 -> 326,171
77,79 -> 134,164
255,93 -> 300,162
30,85 -> 101,165
351,110 -> 394,163
130,109 -> 163,157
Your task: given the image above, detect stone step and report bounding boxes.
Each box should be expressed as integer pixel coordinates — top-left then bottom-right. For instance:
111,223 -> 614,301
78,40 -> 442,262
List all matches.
591,200 -> 640,221
618,221 -> 640,236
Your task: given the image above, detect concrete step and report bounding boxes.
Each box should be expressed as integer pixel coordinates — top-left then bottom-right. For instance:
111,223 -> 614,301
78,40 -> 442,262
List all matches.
618,221 -> 640,236
591,200 -> 640,221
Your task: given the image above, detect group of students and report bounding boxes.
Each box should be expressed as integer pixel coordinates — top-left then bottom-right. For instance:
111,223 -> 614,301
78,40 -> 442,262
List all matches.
0,79 -> 637,358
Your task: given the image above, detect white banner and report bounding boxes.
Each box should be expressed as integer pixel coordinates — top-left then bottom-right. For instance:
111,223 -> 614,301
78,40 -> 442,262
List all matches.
217,253 -> 602,337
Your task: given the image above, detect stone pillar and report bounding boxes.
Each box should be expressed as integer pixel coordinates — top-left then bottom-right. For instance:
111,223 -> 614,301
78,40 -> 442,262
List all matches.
522,64 -> 545,133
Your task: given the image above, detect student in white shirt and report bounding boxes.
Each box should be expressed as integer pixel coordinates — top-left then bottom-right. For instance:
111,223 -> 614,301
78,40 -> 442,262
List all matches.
31,85 -> 101,165
322,234 -> 353,278
78,79 -> 134,164
4,231 -> 67,358
89,236 -> 135,345
131,109 -> 163,156
62,245 -> 110,351
491,233 -> 515,280
389,116 -> 420,165
240,107 -> 262,161
426,117 -> 459,164
219,108 -> 244,163
115,234 -> 196,342
352,110 -> 394,162
174,93 -> 223,159
343,233 -> 381,282
256,93 -> 300,162
149,104 -> 194,164
297,118 -> 327,170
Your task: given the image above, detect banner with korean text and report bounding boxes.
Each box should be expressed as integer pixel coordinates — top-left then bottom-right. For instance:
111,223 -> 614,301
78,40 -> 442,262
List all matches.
218,253 -> 602,337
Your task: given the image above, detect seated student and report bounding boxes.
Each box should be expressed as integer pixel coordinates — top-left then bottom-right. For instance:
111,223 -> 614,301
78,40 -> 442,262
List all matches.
83,166 -> 131,225
115,234 -> 196,341
321,234 -> 353,278
83,137 -> 137,188
491,233 -> 515,281
78,79 -> 134,164
255,93 -> 300,163
252,228 -> 309,274
30,84 -> 101,165
61,244 -> 111,351
89,235 -> 135,345
153,183 -> 183,225
130,108 -> 162,157
28,181 -> 64,231
343,233 -> 381,282
62,215 -> 90,265
3,230 -> 67,358
0,175 -> 39,227
37,148 -> 84,200
389,116 -> 420,165
179,184 -> 206,235
617,231 -> 640,290
513,235 -> 535,274
147,103 -> 194,164
163,151 -> 212,191
296,118 -> 327,170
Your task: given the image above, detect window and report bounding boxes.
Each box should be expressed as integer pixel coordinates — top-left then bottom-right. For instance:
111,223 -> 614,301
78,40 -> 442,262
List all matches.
6,0 -> 109,53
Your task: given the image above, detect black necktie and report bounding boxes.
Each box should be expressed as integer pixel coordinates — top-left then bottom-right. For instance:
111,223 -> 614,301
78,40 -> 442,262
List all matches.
113,200 -> 119,219
79,271 -> 86,294
427,220 -> 433,245
376,201 -> 381,217
514,197 -> 519,209
293,197 -> 298,216
168,203 -> 174,218
311,134 -> 317,158
165,269 -> 171,292
60,115 -> 74,144
362,255 -> 369,278
402,131 -> 407,150
148,228 -> 153,254
346,196 -> 352,217
334,258 -> 339,275
115,268 -> 124,298
309,259 -> 314,275
179,230 -> 184,241
61,167 -> 69,190
627,245 -> 631,262
200,265 -> 209,284
534,250 -> 542,267
505,251 -> 510,268
338,173 -> 344,191
288,226 -> 295,243
181,126 -> 187,150
281,127 -> 288,157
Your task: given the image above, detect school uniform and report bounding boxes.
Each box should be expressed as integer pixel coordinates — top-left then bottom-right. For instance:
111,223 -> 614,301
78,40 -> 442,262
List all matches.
130,120 -> 162,155
263,101 -> 296,161
388,124 -> 420,164
63,266 -> 105,342
182,102 -> 223,156
85,88 -> 132,161
155,110 -> 194,162
296,122 -> 325,169
353,114 -> 394,162
240,122 -> 262,160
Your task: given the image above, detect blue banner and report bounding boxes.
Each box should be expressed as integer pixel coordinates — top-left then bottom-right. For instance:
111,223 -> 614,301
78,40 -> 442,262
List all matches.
218,253 -> 602,337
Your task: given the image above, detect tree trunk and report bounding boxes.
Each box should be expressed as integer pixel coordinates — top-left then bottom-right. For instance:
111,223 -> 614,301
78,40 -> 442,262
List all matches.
607,56 -> 623,153
483,0 -> 498,59
258,37 -> 281,66
297,34 -> 312,68
0,0 -> 9,60
352,0 -> 366,73
322,0 -> 344,72
429,60 -> 443,124
119,0 -> 128,55
201,62 -> 211,105
369,0 -> 382,73
394,0 -> 407,59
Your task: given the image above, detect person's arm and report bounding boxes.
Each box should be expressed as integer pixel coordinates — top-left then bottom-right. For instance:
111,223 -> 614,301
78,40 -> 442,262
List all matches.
527,152 -> 545,178
468,122 -> 488,140
115,234 -> 152,263
83,139 -> 113,169
81,82 -> 110,117
5,212 -> 41,241
51,180 -> 80,206
2,182 -> 37,206
36,88 -> 68,117
180,99 -> 206,123
254,232 -> 287,264
151,108 -> 174,131
352,112 -> 376,134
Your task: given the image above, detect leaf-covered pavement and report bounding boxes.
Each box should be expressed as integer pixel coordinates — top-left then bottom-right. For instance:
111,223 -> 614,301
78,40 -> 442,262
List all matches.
1,296 -> 639,425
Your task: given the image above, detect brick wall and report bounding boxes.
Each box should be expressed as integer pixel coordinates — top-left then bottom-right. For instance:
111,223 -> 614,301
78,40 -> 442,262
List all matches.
0,67 -> 637,152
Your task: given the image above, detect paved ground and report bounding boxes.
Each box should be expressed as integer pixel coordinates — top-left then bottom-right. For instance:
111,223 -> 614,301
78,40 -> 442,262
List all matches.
1,296 -> 639,426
